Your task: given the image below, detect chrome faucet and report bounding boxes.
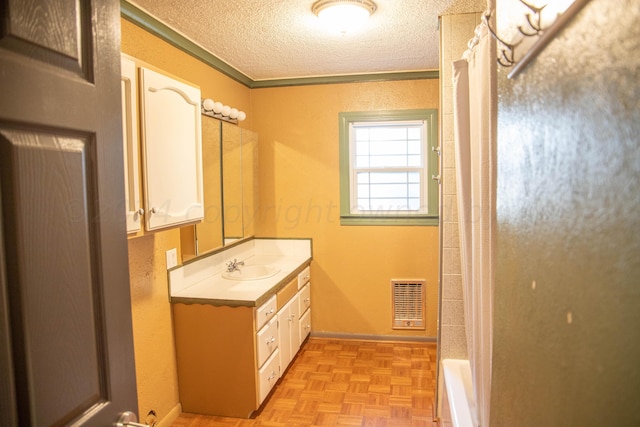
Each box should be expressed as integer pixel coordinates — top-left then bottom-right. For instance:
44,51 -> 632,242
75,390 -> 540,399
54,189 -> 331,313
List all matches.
226,258 -> 245,272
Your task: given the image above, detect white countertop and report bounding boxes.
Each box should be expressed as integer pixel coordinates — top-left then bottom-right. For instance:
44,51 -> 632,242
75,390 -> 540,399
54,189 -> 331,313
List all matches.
170,254 -> 311,307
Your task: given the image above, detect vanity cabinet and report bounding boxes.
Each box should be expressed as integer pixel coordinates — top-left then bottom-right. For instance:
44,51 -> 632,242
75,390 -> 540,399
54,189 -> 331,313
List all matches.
120,55 -> 204,234
172,266 -> 312,418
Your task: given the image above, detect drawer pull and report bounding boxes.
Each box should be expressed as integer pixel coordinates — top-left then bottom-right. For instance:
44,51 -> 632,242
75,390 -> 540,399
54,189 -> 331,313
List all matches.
265,308 -> 274,316
304,298 -> 310,303
267,372 -> 277,382
266,337 -> 276,344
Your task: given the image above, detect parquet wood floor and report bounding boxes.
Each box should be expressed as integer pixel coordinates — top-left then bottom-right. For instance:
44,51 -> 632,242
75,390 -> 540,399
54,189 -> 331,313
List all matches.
171,337 -> 438,427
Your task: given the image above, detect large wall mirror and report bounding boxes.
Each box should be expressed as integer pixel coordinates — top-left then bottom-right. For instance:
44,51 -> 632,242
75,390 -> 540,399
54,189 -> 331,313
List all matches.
181,118 -> 258,260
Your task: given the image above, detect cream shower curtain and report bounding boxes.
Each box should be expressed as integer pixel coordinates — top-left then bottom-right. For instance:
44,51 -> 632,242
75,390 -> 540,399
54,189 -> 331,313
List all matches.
452,21 -> 496,427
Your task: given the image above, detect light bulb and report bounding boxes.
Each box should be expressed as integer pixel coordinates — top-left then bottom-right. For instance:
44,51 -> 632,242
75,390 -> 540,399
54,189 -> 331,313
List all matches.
229,108 -> 239,119
222,105 -> 231,116
237,111 -> 246,121
213,102 -> 224,114
202,98 -> 214,111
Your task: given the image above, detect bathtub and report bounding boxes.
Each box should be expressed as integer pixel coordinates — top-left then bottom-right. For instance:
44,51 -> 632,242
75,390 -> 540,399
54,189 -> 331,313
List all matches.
441,359 -> 477,427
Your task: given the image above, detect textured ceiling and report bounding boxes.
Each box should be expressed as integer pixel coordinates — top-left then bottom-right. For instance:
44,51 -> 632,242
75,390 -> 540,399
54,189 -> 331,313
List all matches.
127,0 -> 485,81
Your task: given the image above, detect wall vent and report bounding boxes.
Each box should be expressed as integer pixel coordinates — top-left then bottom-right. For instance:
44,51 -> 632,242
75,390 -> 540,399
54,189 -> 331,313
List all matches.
391,280 -> 426,330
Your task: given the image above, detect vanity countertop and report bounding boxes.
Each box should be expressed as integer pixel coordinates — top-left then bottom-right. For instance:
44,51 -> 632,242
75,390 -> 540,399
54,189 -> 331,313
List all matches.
169,254 -> 311,308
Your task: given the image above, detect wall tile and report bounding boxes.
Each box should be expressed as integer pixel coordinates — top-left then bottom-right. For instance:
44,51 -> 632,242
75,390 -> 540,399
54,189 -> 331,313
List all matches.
442,274 -> 463,300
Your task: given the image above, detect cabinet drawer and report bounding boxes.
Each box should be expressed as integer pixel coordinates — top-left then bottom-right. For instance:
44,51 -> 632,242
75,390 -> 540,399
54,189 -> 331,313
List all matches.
298,283 -> 311,315
298,266 -> 310,289
299,308 -> 311,342
276,277 -> 298,310
256,317 -> 278,368
255,295 -> 277,331
258,349 -> 280,405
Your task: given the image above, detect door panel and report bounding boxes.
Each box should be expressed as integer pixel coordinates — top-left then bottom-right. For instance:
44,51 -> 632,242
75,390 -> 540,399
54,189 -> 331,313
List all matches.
0,129 -> 106,425
0,0 -> 138,425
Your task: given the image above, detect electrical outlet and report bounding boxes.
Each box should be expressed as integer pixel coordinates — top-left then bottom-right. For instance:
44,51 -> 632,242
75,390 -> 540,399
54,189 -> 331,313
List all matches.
166,248 -> 177,269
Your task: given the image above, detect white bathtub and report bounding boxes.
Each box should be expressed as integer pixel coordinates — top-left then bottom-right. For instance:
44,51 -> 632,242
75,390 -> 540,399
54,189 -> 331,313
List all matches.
441,359 -> 477,427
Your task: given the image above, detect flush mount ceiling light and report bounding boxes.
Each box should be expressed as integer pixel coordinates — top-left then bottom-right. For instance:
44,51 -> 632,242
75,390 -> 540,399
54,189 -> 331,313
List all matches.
312,0 -> 377,34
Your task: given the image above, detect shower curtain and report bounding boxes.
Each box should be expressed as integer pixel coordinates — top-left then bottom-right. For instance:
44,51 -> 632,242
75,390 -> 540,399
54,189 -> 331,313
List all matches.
452,19 -> 496,427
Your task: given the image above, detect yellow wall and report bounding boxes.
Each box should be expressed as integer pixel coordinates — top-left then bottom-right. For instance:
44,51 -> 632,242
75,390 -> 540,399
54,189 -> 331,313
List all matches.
121,18 -> 252,423
251,80 -> 440,337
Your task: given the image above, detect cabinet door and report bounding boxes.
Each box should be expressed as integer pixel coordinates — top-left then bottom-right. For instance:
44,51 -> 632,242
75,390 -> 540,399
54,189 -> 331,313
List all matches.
120,56 -> 142,233
140,67 -> 204,230
278,294 -> 300,371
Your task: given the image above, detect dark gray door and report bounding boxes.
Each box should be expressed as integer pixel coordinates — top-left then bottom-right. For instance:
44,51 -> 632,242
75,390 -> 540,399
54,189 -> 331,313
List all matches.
0,0 -> 138,425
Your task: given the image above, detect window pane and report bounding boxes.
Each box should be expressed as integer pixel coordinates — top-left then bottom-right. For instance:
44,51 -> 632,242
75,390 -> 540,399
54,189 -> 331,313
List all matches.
357,184 -> 370,198
356,140 -> 370,155
370,172 -> 408,184
357,172 -> 369,183
408,172 -> 420,183
408,154 -> 422,167
356,199 -> 370,210
408,183 -> 421,197
369,127 -> 407,141
356,155 -> 370,168
355,128 -> 369,141
408,140 -> 421,155
369,140 -> 408,155
370,155 -> 407,168
370,183 -> 408,198
407,127 -> 421,139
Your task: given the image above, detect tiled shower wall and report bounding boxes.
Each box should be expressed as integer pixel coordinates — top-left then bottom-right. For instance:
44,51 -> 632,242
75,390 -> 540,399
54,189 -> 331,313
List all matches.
437,11 -> 483,414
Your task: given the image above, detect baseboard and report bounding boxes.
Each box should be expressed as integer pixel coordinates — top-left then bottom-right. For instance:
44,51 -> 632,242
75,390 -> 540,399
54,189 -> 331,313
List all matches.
156,403 -> 182,427
310,331 -> 436,343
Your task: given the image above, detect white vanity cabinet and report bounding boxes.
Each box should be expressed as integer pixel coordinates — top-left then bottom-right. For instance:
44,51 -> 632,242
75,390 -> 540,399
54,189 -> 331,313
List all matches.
139,66 -> 204,230
120,55 -> 204,234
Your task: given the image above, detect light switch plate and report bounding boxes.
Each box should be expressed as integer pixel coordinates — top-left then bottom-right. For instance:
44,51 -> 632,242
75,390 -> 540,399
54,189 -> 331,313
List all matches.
166,248 -> 177,269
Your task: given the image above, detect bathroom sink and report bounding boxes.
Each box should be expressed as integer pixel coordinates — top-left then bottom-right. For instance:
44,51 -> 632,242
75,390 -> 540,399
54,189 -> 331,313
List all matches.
221,265 -> 281,281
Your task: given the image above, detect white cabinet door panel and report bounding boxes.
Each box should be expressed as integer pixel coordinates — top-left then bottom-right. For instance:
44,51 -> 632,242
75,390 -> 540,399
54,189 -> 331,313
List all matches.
140,67 -> 204,230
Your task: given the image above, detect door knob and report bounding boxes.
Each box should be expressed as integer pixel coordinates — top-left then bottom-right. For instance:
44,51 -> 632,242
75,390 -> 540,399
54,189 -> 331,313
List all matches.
117,411 -> 150,427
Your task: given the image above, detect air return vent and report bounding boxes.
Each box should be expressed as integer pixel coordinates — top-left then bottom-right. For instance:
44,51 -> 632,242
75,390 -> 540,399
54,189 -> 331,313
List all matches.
392,280 -> 426,330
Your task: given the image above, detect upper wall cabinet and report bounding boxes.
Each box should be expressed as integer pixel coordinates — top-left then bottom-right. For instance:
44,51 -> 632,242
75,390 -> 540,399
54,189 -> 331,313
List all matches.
140,67 -> 204,231
120,56 -> 143,233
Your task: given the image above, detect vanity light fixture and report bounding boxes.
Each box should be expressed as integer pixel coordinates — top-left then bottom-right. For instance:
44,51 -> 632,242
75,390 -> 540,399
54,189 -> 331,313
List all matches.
201,98 -> 246,124
312,0 -> 377,34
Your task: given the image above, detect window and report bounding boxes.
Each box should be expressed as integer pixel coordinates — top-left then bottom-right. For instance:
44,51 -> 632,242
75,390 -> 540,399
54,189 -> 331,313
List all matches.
339,110 -> 438,225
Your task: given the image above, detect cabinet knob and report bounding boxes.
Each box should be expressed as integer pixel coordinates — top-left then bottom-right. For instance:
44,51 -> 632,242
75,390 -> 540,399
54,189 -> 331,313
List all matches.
267,336 -> 276,344
304,298 -> 310,303
137,208 -> 145,216
150,207 -> 157,214
266,308 -> 274,316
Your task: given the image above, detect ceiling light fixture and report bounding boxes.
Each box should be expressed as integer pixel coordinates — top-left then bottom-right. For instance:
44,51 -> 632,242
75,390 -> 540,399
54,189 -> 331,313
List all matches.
312,0 -> 377,34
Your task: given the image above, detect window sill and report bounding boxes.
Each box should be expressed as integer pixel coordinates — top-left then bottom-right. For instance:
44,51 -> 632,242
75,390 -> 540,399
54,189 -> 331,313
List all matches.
340,215 -> 439,226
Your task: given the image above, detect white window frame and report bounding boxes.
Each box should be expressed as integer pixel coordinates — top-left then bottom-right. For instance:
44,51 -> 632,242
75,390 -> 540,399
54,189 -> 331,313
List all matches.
349,120 -> 428,215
